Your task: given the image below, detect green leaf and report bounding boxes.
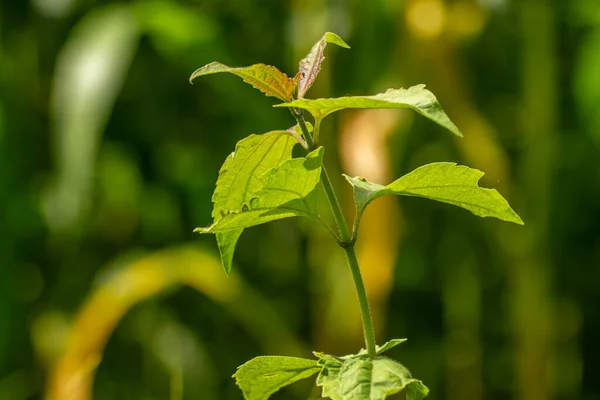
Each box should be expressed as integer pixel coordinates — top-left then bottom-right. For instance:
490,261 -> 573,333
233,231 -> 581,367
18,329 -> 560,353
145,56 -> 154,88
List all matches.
297,32 -> 350,98
374,339 -> 407,355
196,147 -> 324,234
351,339 -> 407,357
344,162 -> 524,229
189,62 -> 296,101
210,130 -> 297,275
234,356 -> 321,400
314,353 -> 429,400
278,85 -> 462,137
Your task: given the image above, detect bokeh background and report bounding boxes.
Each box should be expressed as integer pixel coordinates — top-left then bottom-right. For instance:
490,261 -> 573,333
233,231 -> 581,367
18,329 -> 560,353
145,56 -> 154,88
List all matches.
1,0 -> 600,399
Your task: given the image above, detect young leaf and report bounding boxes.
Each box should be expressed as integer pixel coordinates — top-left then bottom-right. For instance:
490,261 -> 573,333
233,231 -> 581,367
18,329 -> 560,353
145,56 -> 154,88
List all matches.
189,62 -> 296,101
278,85 -> 463,137
211,131 -> 297,275
374,339 -> 407,355
196,147 -> 324,234
314,353 -> 429,400
297,32 -> 350,98
352,339 -> 408,357
234,356 -> 321,400
344,162 -> 524,231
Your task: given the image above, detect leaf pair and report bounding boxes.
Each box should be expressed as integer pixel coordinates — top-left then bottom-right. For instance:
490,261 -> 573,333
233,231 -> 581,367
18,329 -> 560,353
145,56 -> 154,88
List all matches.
194,129 -> 324,274
234,339 -> 427,400
197,130 -> 523,277
189,32 -> 349,101
190,45 -> 463,142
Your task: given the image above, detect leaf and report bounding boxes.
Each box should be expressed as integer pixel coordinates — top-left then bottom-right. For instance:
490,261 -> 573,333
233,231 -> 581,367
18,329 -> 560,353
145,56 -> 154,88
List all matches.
374,339 -> 407,355
352,339 -> 408,357
277,85 -> 463,137
344,162 -> 524,229
234,356 -> 321,400
189,62 -> 296,101
314,353 -> 429,400
196,147 -> 324,234
297,32 -> 350,98
210,131 -> 297,275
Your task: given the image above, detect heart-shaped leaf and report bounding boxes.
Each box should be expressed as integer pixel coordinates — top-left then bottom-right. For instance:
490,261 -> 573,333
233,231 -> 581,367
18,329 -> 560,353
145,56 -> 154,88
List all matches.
345,162 -> 524,232
190,62 -> 296,101
234,356 -> 321,400
196,147 -> 324,234
314,352 -> 429,400
297,32 -> 350,99
278,85 -> 462,137
209,130 -> 297,275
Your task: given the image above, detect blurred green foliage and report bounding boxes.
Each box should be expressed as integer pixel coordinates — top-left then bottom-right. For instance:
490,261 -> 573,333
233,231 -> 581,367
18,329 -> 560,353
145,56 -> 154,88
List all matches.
1,0 -> 599,399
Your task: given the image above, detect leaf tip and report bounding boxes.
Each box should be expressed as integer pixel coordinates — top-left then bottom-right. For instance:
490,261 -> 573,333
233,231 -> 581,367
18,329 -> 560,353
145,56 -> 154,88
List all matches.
324,31 -> 351,49
512,214 -> 525,225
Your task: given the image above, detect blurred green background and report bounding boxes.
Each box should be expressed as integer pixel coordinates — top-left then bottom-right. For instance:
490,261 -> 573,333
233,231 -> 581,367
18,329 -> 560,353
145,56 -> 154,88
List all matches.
1,0 -> 599,399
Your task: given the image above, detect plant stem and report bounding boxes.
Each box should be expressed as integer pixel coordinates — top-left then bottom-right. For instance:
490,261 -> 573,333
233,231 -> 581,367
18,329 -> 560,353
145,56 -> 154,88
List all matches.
343,245 -> 377,358
294,111 -> 377,358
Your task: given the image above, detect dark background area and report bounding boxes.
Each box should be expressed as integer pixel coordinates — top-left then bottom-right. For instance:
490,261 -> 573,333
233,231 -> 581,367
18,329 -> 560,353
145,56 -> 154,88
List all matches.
1,0 -> 599,399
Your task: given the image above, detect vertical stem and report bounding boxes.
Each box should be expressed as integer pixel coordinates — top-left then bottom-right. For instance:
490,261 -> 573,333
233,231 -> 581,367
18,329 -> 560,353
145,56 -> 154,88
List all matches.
343,245 -> 377,358
295,112 -> 377,358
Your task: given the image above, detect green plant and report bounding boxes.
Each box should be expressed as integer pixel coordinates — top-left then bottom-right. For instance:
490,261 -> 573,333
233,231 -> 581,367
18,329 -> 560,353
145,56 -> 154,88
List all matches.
190,32 -> 523,400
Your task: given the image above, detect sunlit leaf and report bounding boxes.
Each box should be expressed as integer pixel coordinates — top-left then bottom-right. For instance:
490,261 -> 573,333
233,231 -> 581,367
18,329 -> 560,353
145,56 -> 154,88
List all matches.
210,131 -> 297,275
234,356 -> 320,400
344,162 -> 524,229
190,62 -> 296,101
314,352 -> 429,400
196,147 -> 324,233
278,85 -> 462,137
297,32 -> 350,98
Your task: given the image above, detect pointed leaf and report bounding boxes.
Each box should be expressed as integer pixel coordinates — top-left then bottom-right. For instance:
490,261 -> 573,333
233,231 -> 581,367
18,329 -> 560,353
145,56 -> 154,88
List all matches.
211,131 -> 297,274
344,162 -> 524,229
315,353 -> 429,400
190,62 -> 296,101
234,356 -> 321,400
375,339 -> 407,355
297,32 -> 350,98
351,339 -> 408,357
278,85 -> 462,137
197,147 -> 324,234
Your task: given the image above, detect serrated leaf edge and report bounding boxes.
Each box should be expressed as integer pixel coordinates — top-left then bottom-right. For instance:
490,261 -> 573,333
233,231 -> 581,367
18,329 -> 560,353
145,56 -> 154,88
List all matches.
344,162 -> 524,226
190,61 -> 296,101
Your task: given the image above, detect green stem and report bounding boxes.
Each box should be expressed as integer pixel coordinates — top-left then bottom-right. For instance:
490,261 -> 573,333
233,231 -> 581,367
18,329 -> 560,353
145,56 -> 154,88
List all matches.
294,111 -> 377,358
343,245 -> 377,358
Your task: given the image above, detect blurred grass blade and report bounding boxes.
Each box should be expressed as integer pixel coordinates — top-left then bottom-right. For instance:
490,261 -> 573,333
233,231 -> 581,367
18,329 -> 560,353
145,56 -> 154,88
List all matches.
46,246 -> 305,400
43,4 -> 139,232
